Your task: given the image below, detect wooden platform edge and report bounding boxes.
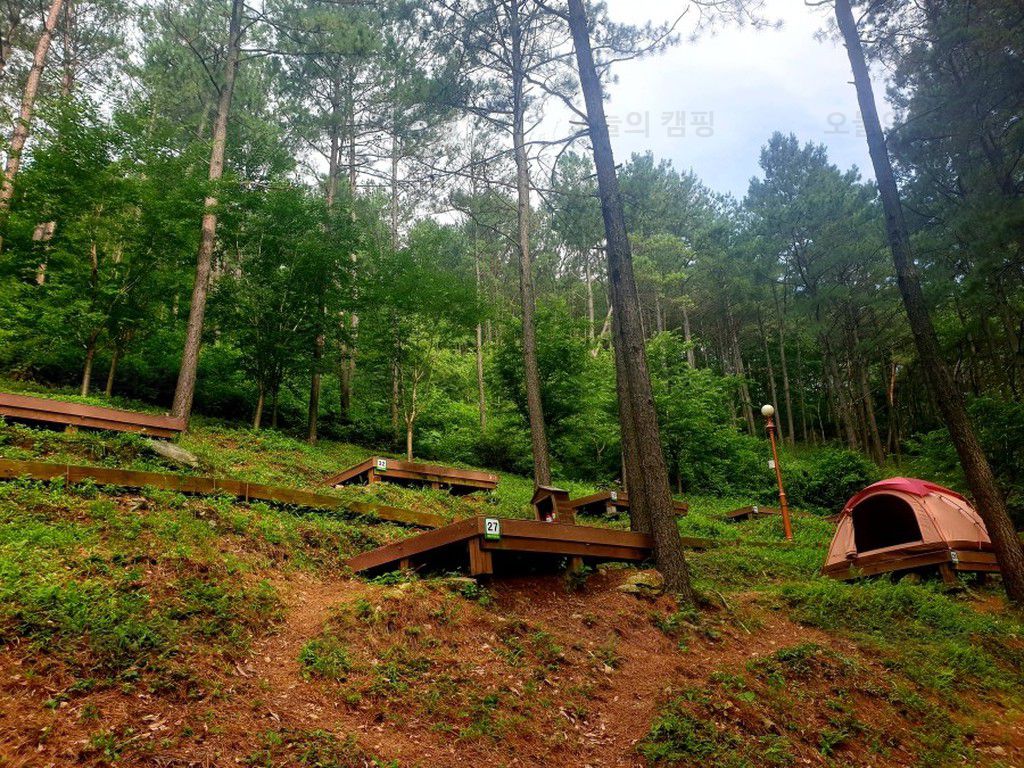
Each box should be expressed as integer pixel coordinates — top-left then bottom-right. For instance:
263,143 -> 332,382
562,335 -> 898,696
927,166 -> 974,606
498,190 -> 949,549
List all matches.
0,458 -> 441,529
323,456 -> 498,490
0,392 -> 185,436
346,516 -> 718,575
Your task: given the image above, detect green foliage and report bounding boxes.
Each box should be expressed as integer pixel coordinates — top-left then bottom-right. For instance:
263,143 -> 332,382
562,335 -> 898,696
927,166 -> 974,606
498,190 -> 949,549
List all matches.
779,579 -> 1024,692
640,701 -> 745,765
649,332 -> 764,495
905,397 -> 1024,526
299,635 -> 353,681
781,447 -> 881,512
245,729 -> 389,768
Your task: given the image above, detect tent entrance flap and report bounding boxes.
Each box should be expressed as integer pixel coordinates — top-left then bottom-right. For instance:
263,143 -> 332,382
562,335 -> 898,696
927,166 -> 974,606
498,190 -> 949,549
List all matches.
852,495 -> 923,553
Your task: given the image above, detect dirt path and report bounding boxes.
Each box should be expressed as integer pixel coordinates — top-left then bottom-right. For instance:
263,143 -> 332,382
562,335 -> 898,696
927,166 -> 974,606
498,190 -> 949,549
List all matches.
3,570 -> 1024,767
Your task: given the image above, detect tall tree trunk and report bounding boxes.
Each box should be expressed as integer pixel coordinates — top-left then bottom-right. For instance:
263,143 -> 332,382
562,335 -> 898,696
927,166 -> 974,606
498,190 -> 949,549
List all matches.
585,252 -> 595,344
772,283 -> 796,444
758,308 -> 782,442
824,335 -> 858,448
511,0 -> 551,486
253,384 -> 264,429
0,8 -> 23,80
104,346 -> 120,397
60,0 -> 75,95
681,302 -> 696,367
0,0 -> 65,224
390,355 -> 400,434
836,0 -> 1024,605
475,254 -> 487,431
307,329 -> 323,444
731,320 -> 756,434
568,0 -> 694,603
171,0 -> 244,422
80,330 -> 98,397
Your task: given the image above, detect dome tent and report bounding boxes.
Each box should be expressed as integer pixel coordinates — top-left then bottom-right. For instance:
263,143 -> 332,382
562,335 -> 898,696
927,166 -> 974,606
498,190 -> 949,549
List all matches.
822,477 -> 1000,581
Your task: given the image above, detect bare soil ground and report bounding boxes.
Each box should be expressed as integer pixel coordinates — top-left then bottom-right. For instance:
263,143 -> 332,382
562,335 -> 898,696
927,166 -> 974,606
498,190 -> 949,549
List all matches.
2,567 -> 1021,768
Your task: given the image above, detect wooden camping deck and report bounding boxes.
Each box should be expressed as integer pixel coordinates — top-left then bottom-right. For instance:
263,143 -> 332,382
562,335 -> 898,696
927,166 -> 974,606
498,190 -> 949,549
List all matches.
0,392 -> 185,438
324,456 -> 498,494
347,516 -> 715,576
822,544 -> 1000,581
724,505 -> 781,522
568,490 -> 688,518
0,458 -> 442,528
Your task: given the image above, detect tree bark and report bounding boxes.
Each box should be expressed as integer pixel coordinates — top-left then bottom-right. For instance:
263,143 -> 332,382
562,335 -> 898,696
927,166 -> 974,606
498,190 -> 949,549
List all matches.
731,321 -> 756,434
307,330 -> 323,444
0,7 -> 23,80
0,0 -> 65,223
171,0 -> 244,422
836,0 -> 1024,605
772,283 -> 796,444
681,302 -> 695,367
80,330 -> 98,397
104,346 -> 119,397
585,252 -> 595,344
758,308 -> 782,442
511,0 -> 551,486
568,0 -> 694,603
253,384 -> 264,429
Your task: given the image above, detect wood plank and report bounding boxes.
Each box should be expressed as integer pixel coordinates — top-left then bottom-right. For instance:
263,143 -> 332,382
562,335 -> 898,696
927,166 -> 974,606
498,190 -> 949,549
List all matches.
491,518 -> 653,548
821,547 -> 1000,580
0,458 -> 70,480
569,490 -> 688,516
0,392 -> 185,436
376,457 -> 498,484
346,518 -> 479,572
370,467 -> 495,490
324,456 -> 498,490
468,538 -> 493,575
322,458 -> 374,487
0,458 -> 440,529
481,537 -> 649,561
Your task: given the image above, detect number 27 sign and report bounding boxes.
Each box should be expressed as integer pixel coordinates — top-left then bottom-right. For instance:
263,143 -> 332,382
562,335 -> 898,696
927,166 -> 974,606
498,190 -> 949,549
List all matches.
484,518 -> 501,540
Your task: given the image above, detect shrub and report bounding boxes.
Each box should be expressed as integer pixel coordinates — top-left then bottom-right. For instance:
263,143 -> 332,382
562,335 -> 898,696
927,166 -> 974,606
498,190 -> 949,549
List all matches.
782,448 -> 880,512
299,635 -> 352,681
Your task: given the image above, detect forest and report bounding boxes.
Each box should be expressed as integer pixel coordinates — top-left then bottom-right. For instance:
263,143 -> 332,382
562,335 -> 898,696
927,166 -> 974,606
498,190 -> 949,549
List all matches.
2,1 -> 1024,764
0,3 -> 1022,529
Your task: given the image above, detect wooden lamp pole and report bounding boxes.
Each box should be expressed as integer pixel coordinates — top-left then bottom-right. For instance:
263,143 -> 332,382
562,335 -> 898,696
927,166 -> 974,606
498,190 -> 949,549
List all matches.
761,404 -> 793,541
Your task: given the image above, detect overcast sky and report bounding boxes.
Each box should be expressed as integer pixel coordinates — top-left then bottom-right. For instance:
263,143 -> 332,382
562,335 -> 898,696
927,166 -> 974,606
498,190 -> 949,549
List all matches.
596,0 -> 881,200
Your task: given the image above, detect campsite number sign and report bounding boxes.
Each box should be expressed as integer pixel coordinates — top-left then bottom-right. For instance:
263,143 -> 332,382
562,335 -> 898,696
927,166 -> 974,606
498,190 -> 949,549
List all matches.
376,458 -> 388,472
484,518 -> 501,541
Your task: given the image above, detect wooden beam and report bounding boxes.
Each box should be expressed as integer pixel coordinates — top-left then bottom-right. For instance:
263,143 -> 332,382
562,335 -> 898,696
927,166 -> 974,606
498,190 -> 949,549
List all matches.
346,516 -> 716,575
0,458 -> 441,529
0,392 -> 185,437
323,456 -> 498,491
468,537 -> 493,576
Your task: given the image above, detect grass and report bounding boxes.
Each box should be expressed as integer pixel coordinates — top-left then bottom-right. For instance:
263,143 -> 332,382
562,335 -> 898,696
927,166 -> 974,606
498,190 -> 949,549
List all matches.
245,729 -> 394,767
299,635 -> 353,680
3,407 -> 1024,766
777,578 -> 1024,693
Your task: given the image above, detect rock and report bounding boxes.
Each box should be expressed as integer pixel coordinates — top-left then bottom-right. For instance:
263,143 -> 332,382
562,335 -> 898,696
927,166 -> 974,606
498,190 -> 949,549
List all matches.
617,571 -> 664,598
624,571 -> 664,591
145,439 -> 200,469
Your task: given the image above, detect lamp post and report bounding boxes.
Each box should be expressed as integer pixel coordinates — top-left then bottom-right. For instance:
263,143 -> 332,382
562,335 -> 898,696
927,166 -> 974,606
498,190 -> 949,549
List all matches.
761,404 -> 793,541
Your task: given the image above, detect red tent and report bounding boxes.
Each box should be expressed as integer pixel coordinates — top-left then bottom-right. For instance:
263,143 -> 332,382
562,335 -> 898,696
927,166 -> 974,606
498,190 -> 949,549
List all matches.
822,477 -> 1000,581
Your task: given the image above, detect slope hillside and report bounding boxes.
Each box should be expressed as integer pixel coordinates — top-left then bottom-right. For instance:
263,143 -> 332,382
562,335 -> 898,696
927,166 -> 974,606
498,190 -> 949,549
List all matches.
0,417 -> 1022,767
